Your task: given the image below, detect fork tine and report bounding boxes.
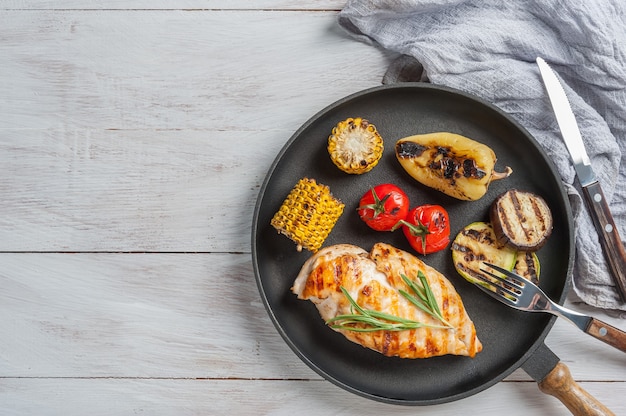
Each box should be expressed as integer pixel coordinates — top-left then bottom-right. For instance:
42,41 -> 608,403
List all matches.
472,271 -> 519,299
471,278 -> 518,306
483,262 -> 527,286
479,267 -> 524,291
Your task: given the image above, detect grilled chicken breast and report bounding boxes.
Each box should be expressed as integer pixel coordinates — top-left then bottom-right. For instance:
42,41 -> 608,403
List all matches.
292,242 -> 482,358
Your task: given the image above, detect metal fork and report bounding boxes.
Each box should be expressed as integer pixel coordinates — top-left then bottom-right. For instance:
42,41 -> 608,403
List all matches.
475,263 -> 626,353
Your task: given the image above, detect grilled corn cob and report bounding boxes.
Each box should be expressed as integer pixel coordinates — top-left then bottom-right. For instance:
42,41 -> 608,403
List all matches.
270,178 -> 345,252
328,117 -> 384,174
395,132 -> 512,200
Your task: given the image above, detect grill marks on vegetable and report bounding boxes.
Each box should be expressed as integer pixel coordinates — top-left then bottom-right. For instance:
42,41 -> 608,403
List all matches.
452,226 -> 497,267
396,142 -> 487,183
497,190 -> 546,243
396,141 -> 426,158
395,133 -> 511,201
450,222 -> 519,286
514,252 -> 540,285
490,189 -> 553,251
451,189 -> 551,289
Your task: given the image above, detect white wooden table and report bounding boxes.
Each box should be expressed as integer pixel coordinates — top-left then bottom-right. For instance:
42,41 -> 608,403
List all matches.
1,2 -> 624,415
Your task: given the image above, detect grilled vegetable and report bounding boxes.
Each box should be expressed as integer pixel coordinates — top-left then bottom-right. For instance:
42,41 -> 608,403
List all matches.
328,117 -> 384,174
513,251 -> 541,284
357,184 -> 409,231
490,189 -> 553,250
452,221 -> 541,287
270,178 -> 345,252
394,204 -> 451,255
395,132 -> 512,200
451,222 -> 517,286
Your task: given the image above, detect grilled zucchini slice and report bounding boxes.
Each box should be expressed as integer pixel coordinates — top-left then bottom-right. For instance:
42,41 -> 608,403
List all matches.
452,221 -> 541,288
451,222 -> 517,286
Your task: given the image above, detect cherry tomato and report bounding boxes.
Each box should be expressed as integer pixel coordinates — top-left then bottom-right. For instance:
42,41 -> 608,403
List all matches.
357,184 -> 410,231
397,204 -> 450,255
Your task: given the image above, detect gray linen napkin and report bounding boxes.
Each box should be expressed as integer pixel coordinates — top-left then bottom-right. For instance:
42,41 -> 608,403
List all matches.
338,0 -> 626,312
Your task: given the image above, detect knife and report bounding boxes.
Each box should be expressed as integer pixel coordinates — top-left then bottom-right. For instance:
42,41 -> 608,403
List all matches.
536,57 -> 626,303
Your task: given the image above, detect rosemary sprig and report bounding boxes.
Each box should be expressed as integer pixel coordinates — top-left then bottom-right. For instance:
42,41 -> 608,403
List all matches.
398,272 -> 453,329
326,273 -> 454,332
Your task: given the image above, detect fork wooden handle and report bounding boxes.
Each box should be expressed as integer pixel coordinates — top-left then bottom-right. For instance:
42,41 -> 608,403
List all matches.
539,362 -> 615,416
585,318 -> 626,352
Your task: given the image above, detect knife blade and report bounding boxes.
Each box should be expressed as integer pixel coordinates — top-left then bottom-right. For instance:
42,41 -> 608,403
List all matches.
536,57 -> 626,303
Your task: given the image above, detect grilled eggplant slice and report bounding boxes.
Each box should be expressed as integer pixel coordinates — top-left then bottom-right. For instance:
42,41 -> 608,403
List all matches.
490,189 -> 553,251
451,222 -> 517,286
395,132 -> 512,201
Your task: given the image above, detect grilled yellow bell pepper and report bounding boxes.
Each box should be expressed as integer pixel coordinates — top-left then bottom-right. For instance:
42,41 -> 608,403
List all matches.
395,132 -> 512,201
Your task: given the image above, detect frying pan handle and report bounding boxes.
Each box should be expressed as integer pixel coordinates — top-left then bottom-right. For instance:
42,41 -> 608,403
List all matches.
538,361 -> 615,416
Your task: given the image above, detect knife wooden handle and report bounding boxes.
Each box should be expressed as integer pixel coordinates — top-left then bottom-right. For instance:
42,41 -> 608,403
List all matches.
582,181 -> 626,303
538,362 -> 615,416
585,317 -> 626,352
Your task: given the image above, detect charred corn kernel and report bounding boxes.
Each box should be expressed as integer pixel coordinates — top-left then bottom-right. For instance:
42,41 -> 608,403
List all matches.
328,117 -> 384,174
395,132 -> 512,201
270,178 -> 345,252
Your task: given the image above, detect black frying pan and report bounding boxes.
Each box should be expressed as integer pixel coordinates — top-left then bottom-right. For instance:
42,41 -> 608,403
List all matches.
252,84 -> 610,413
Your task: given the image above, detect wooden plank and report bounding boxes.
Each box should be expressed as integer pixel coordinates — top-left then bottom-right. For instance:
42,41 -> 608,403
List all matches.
0,9 -> 390,252
1,253 -> 624,381
0,378 -> 623,415
0,10 -> 388,131
0,129 -> 282,252
2,0 -> 347,10
0,252 -> 306,379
